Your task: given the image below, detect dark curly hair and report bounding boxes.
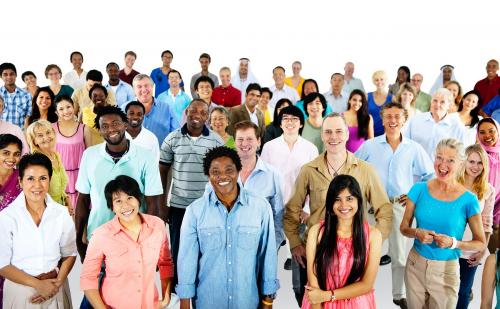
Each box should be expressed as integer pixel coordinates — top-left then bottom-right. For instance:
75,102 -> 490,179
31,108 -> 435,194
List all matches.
94,105 -> 128,129
203,146 -> 242,176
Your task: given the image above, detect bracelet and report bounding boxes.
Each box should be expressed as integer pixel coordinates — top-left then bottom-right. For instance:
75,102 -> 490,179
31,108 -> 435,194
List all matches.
262,299 -> 273,306
450,237 -> 458,249
415,228 -> 419,238
330,290 -> 336,302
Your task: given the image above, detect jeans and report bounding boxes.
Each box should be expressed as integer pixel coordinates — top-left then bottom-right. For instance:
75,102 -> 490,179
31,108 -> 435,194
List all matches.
169,207 -> 186,288
456,258 -> 479,309
291,223 -> 307,306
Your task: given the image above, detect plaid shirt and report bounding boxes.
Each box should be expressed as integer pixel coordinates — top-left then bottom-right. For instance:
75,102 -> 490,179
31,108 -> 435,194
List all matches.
0,86 -> 32,128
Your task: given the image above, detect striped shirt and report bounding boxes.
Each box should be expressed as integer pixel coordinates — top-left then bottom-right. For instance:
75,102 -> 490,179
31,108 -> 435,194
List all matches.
0,86 -> 32,128
160,124 -> 223,209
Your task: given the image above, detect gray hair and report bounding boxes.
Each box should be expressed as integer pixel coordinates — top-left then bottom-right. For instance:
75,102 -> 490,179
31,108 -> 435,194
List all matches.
210,106 -> 231,125
432,87 -> 453,103
132,74 -> 153,87
435,138 -> 466,161
321,112 -> 348,131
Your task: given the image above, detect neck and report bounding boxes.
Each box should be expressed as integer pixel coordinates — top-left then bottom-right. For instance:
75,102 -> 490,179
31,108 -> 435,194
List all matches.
436,178 -> 457,191
337,218 -> 353,233
464,174 -> 475,188
201,69 -> 209,75
119,215 -> 142,232
332,89 -> 341,96
344,74 -> 353,80
51,81 -> 61,87
127,126 -> 142,138
4,84 -> 16,93
109,79 -> 119,86
59,118 -> 76,125
187,126 -> 203,137
170,87 -> 180,95
162,64 -> 170,69
142,98 -> 154,113
215,129 -> 227,138
26,200 -> 46,212
0,167 -> 13,179
276,83 -> 284,89
431,111 -> 446,122
215,189 -> 238,211
293,73 -> 300,78
241,155 -> 257,172
283,132 -> 299,145
488,74 -> 497,80
326,150 -> 347,164
246,104 -> 256,113
75,68 -> 83,74
375,88 -> 385,94
240,73 -> 247,79
107,139 -> 128,153
125,65 -> 133,71
309,116 -> 323,126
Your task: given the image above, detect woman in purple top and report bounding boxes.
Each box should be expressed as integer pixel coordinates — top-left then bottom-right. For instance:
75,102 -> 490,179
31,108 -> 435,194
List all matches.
368,70 -> 392,136
344,89 -> 373,152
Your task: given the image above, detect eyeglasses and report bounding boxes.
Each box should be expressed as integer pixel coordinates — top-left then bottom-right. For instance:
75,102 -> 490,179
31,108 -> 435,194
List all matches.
282,117 -> 300,123
100,121 -> 125,131
383,114 -> 404,120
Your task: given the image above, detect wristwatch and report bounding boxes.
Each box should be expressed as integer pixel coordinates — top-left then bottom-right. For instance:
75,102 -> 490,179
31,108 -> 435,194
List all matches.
263,293 -> 277,300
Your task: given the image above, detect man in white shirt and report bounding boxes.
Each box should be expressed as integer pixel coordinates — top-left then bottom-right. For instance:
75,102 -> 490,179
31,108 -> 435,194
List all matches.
231,58 -> 259,103
124,101 -> 160,162
63,51 -> 87,89
323,73 -> 349,113
105,62 -> 135,110
269,66 -> 300,112
342,62 -> 365,95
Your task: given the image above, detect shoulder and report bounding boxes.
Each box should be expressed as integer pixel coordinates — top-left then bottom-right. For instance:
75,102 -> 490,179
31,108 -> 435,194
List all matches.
142,214 -> 165,228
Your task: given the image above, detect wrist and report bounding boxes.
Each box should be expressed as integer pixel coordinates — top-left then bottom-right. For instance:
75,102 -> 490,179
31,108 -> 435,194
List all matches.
449,237 -> 458,249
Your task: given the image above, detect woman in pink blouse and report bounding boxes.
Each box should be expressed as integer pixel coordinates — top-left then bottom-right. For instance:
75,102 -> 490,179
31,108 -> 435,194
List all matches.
80,175 -> 173,309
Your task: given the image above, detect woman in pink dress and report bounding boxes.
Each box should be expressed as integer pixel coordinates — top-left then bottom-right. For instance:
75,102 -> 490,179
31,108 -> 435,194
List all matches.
343,89 -> 374,152
302,175 -> 382,309
53,95 -> 92,212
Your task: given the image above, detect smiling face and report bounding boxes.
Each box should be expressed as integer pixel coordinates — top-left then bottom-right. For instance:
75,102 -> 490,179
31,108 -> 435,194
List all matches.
430,93 -> 450,119
332,188 -> 359,220
446,83 -> 459,100
321,116 -> 348,154
71,54 -> 83,70
273,68 -> 285,86
24,74 -> 37,87
373,75 -> 386,89
125,54 -> 136,68
91,88 -> 107,108
112,191 -> 140,223
442,67 -> 453,81
33,126 -> 56,152
161,52 -> 173,66
47,68 -> 61,83
245,89 -> 261,109
55,100 -> 75,121
168,71 -> 181,88
258,92 -> 270,110
1,69 -> 17,87
209,156 -> 239,197
106,65 -> 120,82
133,78 -> 153,103
199,57 -> 210,71
99,114 -> 127,145
36,91 -> 53,112
348,94 -> 363,112
302,81 -> 317,96
292,62 -> 301,75
434,146 -> 460,182
382,106 -> 406,135
20,164 -> 50,204
478,121 -> 498,147
0,143 -> 22,172
465,151 -> 484,179
186,101 -> 209,131
196,81 -> 213,102
397,68 -> 408,83
280,113 -> 302,135
400,90 -> 414,106
486,60 -> 499,78
126,105 -> 144,128
235,128 -> 260,160
461,93 -> 479,112
210,110 -> 228,134
306,97 -> 324,118
219,69 -> 231,87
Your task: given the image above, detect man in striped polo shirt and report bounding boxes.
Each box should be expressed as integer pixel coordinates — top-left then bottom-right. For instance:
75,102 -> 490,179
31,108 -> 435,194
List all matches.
159,98 -> 224,286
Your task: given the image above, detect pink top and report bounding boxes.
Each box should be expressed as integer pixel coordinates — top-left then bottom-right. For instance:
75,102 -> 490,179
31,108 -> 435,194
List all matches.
346,126 -> 366,153
302,221 -> 375,309
80,214 -> 174,309
0,121 -> 29,155
0,169 -> 21,211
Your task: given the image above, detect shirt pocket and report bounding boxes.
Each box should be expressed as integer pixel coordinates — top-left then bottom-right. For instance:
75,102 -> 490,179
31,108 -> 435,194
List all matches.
144,241 -> 161,266
104,245 -> 128,277
199,227 -> 223,252
237,226 -> 260,250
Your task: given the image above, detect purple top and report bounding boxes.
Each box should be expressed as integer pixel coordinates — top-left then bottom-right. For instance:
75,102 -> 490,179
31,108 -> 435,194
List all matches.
346,126 -> 366,152
0,169 -> 22,212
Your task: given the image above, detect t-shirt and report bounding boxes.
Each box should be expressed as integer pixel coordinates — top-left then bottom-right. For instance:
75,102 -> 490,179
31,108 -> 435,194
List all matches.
408,182 -> 480,261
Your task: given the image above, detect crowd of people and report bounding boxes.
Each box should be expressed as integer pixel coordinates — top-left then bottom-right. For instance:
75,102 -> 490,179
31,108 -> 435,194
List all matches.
0,51 -> 499,309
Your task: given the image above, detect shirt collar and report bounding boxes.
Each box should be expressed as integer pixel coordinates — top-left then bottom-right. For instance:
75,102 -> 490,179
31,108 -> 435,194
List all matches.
180,123 -> 210,136
98,140 -> 137,163
245,104 -> 257,116
207,184 -> 247,208
109,213 -> 152,235
423,111 -> 455,125
378,133 -> 411,145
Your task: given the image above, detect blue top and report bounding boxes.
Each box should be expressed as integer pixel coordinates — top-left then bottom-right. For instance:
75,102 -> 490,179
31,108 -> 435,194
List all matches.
156,89 -> 192,123
143,98 -> 180,145
355,134 -> 434,198
295,100 -> 333,120
150,68 -> 185,98
367,92 -> 392,136
483,95 -> 500,123
408,182 -> 480,261
105,81 -> 135,110
176,187 -> 279,308
0,86 -> 31,128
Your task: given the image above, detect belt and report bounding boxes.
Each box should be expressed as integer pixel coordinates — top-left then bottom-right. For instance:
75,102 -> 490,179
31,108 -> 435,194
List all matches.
35,269 -> 58,280
389,195 -> 401,204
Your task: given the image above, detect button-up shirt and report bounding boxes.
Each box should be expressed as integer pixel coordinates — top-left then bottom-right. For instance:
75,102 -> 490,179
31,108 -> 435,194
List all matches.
474,75 -> 500,108
143,98 -> 180,145
105,80 -> 135,110
355,134 -> 434,198
0,193 -> 76,276
0,86 -> 31,128
176,187 -> 279,308
156,89 -> 192,123
63,69 -> 87,90
269,84 -> 300,112
80,214 -> 173,309
415,91 -> 432,112
342,77 -> 365,95
323,89 -> 349,113
284,152 -> 392,249
212,84 -> 242,107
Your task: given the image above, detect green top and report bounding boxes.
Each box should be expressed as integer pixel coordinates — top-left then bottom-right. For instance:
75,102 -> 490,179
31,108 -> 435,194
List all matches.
415,91 -> 431,112
225,135 -> 236,150
54,85 -> 74,100
49,153 -> 68,205
301,120 -> 323,153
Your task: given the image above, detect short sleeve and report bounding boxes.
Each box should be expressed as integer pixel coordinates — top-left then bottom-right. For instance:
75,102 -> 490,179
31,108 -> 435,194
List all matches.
160,133 -> 174,164
407,182 -> 425,205
75,150 -> 91,194
59,211 -> 77,257
465,192 -> 481,219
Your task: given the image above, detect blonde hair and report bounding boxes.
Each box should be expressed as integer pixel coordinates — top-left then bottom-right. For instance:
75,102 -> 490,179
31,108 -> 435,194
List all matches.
457,144 -> 489,200
393,82 -> 417,106
26,120 -> 56,154
435,138 -> 466,162
372,70 -> 387,83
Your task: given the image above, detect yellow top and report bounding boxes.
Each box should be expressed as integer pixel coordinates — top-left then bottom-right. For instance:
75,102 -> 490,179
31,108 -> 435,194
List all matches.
82,107 -> 104,146
284,76 -> 305,97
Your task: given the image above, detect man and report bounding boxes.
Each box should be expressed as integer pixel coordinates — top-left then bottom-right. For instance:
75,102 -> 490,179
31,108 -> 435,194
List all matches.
356,102 -> 434,309
411,73 -> 432,112
133,74 -> 179,145
212,67 -> 241,107
474,59 -> 500,107
233,121 -> 284,249
429,64 -> 456,95
342,61 -> 365,94
63,51 -> 87,89
71,69 -> 116,116
283,112 -> 392,305
323,73 -> 349,113
189,53 -> 219,99
481,93 -> 500,123
119,50 -> 140,85
268,66 -> 299,112
160,99 -> 224,287
157,69 -> 191,122
0,63 -> 31,128
75,105 -> 163,262
176,146 -> 279,309
125,101 -> 160,162
104,62 -> 135,110
0,94 -> 29,153
231,58 -> 259,103
180,76 -> 218,126
150,50 -> 184,98
228,83 -> 265,138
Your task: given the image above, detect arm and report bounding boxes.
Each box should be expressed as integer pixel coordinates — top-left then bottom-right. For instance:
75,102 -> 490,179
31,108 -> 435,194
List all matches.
0,265 -> 59,301
159,163 -> 172,221
75,193 -> 91,262
367,115 -> 374,139
258,201 -> 279,308
304,224 -> 322,309
480,254 -> 497,309
145,195 -> 161,217
158,223 -> 174,308
81,232 -> 107,309
83,125 -> 92,148
434,214 -> 486,251
270,171 -> 285,249
364,164 -> 392,239
400,198 -> 435,243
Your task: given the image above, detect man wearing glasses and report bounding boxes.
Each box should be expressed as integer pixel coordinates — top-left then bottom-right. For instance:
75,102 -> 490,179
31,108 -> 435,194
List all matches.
411,73 -> 432,112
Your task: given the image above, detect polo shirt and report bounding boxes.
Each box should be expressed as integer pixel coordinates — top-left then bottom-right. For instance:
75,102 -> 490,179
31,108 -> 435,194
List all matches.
212,84 -> 241,107
474,75 -> 500,108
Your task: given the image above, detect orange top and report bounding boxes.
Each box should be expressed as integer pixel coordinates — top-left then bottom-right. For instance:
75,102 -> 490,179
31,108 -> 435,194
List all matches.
80,214 -> 173,308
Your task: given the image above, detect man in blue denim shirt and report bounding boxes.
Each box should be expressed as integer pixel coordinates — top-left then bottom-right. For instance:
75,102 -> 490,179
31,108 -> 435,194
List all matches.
176,146 -> 279,309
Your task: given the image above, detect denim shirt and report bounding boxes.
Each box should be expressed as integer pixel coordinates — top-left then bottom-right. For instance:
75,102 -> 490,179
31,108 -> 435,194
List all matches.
176,187 -> 280,308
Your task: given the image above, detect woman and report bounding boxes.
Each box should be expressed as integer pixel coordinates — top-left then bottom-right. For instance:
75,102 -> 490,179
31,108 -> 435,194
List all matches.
456,144 -> 495,308
22,71 -> 39,97
210,106 -> 235,149
368,71 -> 393,136
53,96 -> 92,211
445,80 -> 463,113
263,98 -> 292,144
477,118 -> 500,253
393,82 -> 418,119
295,79 -> 333,119
389,66 -> 411,95
284,61 -> 305,97
480,251 -> 500,309
45,64 -> 74,100
81,84 -> 109,146
26,120 -> 70,212
257,87 -> 273,125
0,153 -> 76,309
400,138 -> 486,308
25,87 -> 58,128
302,175 -> 382,308
81,175 -> 173,309
343,89 -> 373,152
458,90 -> 482,146
302,92 -> 327,153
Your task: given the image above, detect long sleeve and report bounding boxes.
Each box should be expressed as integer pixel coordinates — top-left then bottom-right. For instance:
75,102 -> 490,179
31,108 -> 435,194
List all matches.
270,172 -> 285,248
365,164 -> 392,239
482,184 -> 495,234
258,203 -> 279,295
80,232 -> 105,290
175,207 -> 200,299
284,166 -> 309,249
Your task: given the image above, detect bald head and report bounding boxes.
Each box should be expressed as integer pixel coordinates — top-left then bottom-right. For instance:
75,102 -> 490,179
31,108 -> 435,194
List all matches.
487,59 -> 499,79
344,62 -> 354,78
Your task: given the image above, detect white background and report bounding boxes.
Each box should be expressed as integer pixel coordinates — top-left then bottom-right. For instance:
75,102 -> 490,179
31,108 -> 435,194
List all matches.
2,0 -> 499,308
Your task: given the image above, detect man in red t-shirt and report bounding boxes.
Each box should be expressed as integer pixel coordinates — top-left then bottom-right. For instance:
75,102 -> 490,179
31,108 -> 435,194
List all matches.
474,59 -> 500,107
212,67 -> 241,108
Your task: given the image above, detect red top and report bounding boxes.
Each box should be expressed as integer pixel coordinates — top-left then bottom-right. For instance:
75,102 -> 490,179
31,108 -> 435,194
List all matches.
474,75 -> 500,107
212,84 -> 242,107
119,69 -> 140,85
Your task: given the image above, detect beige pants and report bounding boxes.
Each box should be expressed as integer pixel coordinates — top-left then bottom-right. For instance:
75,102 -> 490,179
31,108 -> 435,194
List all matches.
404,248 -> 459,309
3,279 -> 72,309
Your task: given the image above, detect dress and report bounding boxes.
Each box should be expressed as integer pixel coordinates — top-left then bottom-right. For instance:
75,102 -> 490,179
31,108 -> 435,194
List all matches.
367,92 -> 392,136
346,126 -> 366,152
53,122 -> 86,210
301,221 -> 375,309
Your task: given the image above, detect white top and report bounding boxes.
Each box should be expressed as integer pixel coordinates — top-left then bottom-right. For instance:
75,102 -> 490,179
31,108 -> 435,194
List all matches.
261,135 -> 318,212
0,193 -> 76,276
63,69 -> 87,90
342,77 -> 365,95
125,128 -> 160,163
404,112 -> 467,158
245,105 -> 259,126
323,89 -> 349,113
461,115 -> 483,147
269,84 -> 300,113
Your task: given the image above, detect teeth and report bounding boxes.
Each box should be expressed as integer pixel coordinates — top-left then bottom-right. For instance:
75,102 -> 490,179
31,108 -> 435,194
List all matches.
122,210 -> 133,216
219,181 -> 229,186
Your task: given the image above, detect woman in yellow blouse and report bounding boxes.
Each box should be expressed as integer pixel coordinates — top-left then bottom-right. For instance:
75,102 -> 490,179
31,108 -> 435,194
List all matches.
258,87 -> 273,126
81,84 -> 110,146
284,61 -> 305,97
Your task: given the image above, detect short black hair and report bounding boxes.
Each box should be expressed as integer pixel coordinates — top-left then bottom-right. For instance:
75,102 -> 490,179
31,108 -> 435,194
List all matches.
86,69 -> 103,82
272,98 -> 293,126
273,66 -> 286,74
245,83 -> 262,95
278,105 -> 305,134
54,95 -> 74,107
88,83 -> 108,99
194,75 -> 214,90
303,92 -> 327,117
70,51 -> 83,62
0,63 -> 17,76
18,152 -> 53,179
94,105 -> 128,130
104,175 -> 143,210
106,62 -> 119,70
203,146 -> 242,176
161,50 -> 173,58
125,101 -> 146,113
261,87 -> 273,99
0,134 -> 23,153
199,53 -> 211,62
21,71 -> 36,81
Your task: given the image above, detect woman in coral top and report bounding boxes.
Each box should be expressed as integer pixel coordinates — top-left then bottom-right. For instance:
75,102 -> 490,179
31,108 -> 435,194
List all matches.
302,175 -> 382,309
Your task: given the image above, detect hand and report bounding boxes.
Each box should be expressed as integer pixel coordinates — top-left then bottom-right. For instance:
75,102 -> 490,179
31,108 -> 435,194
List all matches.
291,245 -> 306,268
415,229 -> 435,244
398,194 -> 408,207
300,211 -> 310,224
32,279 -> 60,301
467,249 -> 487,267
261,302 -> 273,309
434,234 -> 453,248
304,285 -> 329,305
158,295 -> 171,308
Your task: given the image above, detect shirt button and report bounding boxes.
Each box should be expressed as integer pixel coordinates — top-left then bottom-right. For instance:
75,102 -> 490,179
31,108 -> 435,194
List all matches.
228,244 -> 231,248
137,289 -> 141,293
228,227 -> 231,230
228,261 -> 231,265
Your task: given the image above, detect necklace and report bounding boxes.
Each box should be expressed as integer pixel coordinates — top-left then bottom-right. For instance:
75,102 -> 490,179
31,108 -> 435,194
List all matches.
325,155 -> 347,177
106,140 -> 130,162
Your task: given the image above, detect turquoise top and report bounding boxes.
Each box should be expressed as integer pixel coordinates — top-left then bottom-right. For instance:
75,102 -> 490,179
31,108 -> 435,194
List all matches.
295,100 -> 333,120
